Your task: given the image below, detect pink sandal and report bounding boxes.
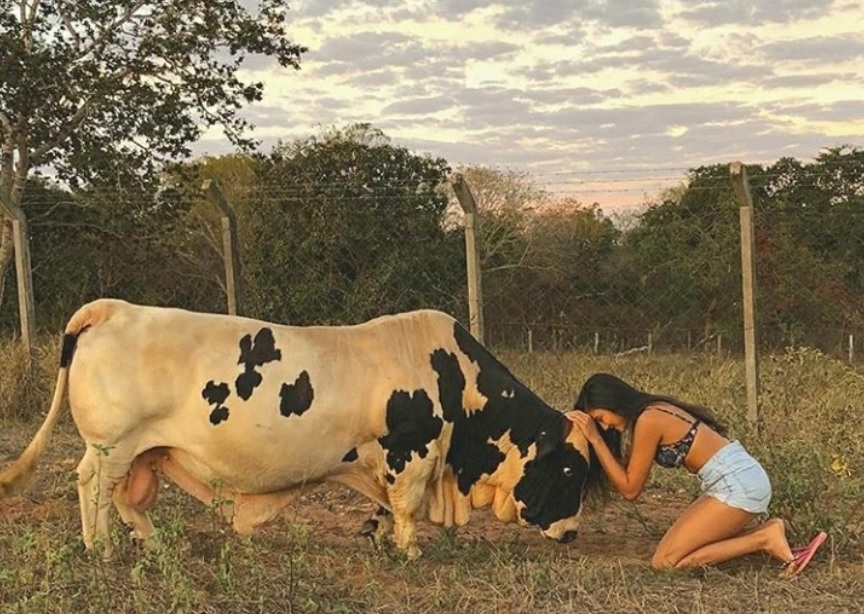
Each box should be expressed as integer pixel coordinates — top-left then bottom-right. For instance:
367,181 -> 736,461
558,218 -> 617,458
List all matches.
785,532 -> 827,577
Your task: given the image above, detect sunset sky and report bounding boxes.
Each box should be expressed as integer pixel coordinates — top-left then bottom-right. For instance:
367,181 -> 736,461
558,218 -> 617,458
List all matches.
198,0 -> 864,209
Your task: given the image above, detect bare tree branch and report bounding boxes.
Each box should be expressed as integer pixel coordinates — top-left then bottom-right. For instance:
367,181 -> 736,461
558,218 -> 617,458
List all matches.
59,10 -> 82,46
27,0 -> 42,23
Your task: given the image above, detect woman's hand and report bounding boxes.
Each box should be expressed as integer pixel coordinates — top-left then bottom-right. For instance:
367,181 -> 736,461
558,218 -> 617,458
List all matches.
566,410 -> 602,444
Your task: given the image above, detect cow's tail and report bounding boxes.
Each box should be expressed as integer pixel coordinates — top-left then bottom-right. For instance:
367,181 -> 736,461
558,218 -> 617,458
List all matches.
0,300 -> 118,498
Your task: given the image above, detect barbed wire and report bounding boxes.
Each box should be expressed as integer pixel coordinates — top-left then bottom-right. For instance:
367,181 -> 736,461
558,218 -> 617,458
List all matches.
16,174 -> 864,206
7,160 -> 864,371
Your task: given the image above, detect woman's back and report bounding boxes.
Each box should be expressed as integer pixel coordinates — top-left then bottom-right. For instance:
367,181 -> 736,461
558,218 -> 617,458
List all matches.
642,402 -> 730,472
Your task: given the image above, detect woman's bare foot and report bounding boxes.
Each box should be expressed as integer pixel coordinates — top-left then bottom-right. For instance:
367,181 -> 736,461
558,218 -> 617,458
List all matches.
761,518 -> 795,563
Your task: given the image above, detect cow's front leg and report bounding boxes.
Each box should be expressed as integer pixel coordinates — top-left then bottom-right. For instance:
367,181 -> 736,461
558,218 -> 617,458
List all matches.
384,442 -> 440,559
359,506 -> 393,549
391,510 -> 421,559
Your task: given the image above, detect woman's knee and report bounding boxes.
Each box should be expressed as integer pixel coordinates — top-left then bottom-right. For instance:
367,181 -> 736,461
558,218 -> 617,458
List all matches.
651,546 -> 684,570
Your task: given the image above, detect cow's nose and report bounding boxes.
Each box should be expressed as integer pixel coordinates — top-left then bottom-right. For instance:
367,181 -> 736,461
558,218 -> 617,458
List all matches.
558,530 -> 578,544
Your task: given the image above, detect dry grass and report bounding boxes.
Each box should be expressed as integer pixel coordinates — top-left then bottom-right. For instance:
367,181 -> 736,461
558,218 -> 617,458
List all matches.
1,337 -> 863,613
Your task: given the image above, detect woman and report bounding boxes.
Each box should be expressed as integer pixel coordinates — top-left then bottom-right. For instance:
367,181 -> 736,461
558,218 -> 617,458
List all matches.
567,372 -> 826,575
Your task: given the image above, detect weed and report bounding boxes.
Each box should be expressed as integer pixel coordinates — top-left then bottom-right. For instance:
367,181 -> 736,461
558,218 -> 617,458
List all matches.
1,338 -> 863,612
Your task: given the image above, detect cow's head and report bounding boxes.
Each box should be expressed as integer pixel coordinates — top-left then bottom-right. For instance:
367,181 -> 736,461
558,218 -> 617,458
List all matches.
512,415 -> 604,543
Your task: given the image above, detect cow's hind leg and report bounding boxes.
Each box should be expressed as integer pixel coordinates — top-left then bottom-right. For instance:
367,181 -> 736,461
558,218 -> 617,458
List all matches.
111,451 -> 162,548
76,443 -> 138,559
155,452 -> 302,535
112,480 -> 157,548
230,488 -> 306,535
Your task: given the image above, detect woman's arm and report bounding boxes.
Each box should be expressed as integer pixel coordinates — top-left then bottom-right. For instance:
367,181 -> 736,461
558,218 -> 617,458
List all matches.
567,412 -> 660,501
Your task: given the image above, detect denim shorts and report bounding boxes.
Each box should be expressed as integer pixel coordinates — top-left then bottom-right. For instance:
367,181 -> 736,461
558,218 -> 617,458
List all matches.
697,440 -> 772,514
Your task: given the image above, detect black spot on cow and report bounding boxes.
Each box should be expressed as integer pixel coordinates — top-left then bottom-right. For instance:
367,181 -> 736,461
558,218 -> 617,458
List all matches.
431,349 -> 464,423
435,323 -> 571,497
279,371 -> 314,418
342,448 -> 359,463
202,380 -> 232,425
453,323 -> 556,454
209,406 -> 229,425
514,440 -> 589,530
378,389 -> 443,478
430,347 -> 505,492
235,328 -> 282,401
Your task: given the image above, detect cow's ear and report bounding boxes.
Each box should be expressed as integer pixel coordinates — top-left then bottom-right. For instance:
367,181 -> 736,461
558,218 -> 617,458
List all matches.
535,428 -> 558,459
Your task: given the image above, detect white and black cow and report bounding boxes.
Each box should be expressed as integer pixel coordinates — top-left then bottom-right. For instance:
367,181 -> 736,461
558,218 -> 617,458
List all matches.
0,299 -> 603,559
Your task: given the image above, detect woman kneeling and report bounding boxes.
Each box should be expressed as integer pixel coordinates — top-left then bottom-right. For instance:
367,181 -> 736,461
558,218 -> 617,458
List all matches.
567,373 -> 825,575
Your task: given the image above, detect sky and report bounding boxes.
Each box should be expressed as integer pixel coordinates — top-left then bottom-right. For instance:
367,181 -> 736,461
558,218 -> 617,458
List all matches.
197,0 -> 864,209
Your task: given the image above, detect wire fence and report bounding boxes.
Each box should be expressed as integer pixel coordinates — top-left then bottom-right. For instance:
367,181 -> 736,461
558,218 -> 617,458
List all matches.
2,155 -> 863,371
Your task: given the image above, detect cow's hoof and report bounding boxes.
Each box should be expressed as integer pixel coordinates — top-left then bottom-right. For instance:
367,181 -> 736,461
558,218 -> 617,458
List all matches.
125,524 -> 156,549
92,546 -> 116,562
358,520 -> 390,550
84,539 -> 116,562
358,517 -> 379,541
405,545 -> 422,560
130,535 -> 158,553
359,507 -> 394,550
557,530 -> 578,544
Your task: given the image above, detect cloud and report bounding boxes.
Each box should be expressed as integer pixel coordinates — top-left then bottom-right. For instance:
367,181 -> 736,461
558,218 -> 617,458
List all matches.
193,0 -> 864,208
313,30 -> 423,65
762,73 -> 856,88
434,0 -> 664,30
679,0 -> 835,26
763,99 -> 864,122
383,95 -> 459,115
759,34 -> 864,64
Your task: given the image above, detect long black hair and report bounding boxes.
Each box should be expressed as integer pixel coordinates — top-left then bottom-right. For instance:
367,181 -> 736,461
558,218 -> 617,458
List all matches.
573,372 -> 728,467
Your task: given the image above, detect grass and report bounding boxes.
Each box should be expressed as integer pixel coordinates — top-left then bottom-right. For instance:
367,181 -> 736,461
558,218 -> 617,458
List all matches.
1,336 -> 863,613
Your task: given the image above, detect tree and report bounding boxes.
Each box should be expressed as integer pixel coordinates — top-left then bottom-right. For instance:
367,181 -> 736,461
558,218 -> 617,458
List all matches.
625,164 -> 746,345
502,200 -> 628,348
0,173 -> 227,332
0,0 -> 306,308
157,153 -> 264,313
243,124 -> 464,325
620,150 -> 864,351
764,147 -> 864,280
447,165 -> 548,272
757,146 -> 864,344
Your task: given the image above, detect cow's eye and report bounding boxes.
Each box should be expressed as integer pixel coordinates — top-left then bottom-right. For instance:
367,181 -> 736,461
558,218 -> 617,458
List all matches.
563,467 -> 573,476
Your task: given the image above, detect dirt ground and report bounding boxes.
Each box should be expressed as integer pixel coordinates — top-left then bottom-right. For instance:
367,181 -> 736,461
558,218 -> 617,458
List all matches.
4,425 -> 862,614
0,424 -> 701,563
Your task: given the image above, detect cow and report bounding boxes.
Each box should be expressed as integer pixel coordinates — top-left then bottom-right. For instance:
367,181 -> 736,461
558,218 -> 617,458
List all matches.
0,299 -> 603,559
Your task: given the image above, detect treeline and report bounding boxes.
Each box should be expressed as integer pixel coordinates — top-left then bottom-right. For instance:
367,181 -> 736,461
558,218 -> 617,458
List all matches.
1,124 -> 862,354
